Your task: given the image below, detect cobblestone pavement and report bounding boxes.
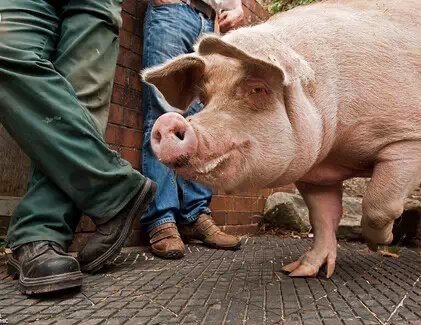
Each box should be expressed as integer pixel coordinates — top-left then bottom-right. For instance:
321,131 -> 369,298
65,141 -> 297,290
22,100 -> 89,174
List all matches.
0,236 -> 420,325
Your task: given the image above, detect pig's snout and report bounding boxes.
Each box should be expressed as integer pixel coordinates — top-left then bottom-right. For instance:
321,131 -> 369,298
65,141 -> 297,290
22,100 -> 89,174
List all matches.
151,112 -> 198,167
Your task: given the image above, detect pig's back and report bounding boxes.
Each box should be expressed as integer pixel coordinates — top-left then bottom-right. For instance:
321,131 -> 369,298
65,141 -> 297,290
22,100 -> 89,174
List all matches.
266,0 -> 421,155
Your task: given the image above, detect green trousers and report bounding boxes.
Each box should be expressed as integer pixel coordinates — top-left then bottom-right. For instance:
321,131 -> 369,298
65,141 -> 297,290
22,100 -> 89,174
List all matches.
0,0 -> 146,250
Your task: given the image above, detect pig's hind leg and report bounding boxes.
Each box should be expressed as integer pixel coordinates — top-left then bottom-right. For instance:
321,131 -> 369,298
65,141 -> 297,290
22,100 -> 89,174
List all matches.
361,143 -> 421,251
282,182 -> 343,278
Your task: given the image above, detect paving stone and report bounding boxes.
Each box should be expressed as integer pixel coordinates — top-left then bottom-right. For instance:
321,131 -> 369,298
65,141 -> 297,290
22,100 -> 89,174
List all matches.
50,320 -> 80,325
124,317 -> 150,325
135,307 -> 161,318
91,308 -> 118,318
105,319 -> 132,325
77,319 -> 105,325
23,320 -> 55,325
2,313 -> 30,325
0,305 -> 26,314
112,308 -> 138,318
0,237 -> 420,325
67,309 -> 96,319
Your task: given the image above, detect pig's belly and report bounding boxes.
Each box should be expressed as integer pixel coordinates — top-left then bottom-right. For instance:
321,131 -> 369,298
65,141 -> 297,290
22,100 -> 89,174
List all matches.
298,164 -> 373,185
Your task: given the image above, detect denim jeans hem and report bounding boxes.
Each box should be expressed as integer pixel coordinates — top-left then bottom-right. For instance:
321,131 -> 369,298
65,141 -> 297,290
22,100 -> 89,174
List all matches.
177,208 -> 212,225
145,217 -> 177,233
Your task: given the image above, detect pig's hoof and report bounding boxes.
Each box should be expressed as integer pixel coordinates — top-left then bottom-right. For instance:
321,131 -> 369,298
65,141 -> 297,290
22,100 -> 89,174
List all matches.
362,220 -> 394,251
281,250 -> 337,278
366,240 -> 379,252
365,234 -> 393,252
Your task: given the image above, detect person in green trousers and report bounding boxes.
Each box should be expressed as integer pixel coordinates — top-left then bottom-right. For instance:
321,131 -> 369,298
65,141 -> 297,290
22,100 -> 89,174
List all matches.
0,0 -> 157,295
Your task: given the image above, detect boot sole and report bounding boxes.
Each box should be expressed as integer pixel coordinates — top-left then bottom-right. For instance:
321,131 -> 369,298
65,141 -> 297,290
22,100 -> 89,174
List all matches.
203,241 -> 242,251
152,249 -> 184,260
81,179 -> 157,274
7,257 -> 82,295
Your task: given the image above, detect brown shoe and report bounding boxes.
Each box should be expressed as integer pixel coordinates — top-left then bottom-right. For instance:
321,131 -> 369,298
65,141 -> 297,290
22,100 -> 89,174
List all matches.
149,223 -> 185,259
178,214 -> 241,250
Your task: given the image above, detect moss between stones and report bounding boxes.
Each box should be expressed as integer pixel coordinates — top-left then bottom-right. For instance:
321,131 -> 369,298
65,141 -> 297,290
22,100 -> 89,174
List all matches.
265,0 -> 318,15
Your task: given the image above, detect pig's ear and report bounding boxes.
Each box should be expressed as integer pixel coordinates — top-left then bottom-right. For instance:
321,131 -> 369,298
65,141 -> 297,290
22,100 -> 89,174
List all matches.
195,34 -> 314,86
141,54 -> 205,111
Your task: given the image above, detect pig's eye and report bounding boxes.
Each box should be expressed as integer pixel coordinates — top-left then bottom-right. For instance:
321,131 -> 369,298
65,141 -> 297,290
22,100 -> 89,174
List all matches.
250,87 -> 267,95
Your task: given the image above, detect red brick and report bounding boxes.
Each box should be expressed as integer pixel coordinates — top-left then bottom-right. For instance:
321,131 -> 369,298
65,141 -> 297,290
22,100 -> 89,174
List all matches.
210,196 -> 235,211
128,69 -> 143,91
114,66 -> 128,87
108,103 -> 124,125
134,17 -> 144,37
131,35 -> 143,55
227,211 -> 254,225
115,67 -> 142,92
119,30 -> 143,56
242,0 -> 257,15
230,190 -> 265,197
105,124 -> 143,149
241,6 -> 253,26
105,125 -> 117,144
119,29 -> 132,50
120,147 -> 142,169
257,198 -> 266,212
117,47 -> 142,71
109,106 -> 142,129
122,11 -> 137,33
124,108 -> 143,129
234,197 -> 258,212
254,2 -> 270,20
212,211 -> 227,226
122,0 -> 137,15
111,83 -> 142,109
220,224 -> 260,236
136,0 -> 148,18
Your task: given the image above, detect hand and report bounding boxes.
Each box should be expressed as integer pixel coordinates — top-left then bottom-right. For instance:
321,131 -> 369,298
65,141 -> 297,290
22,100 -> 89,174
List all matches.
218,7 -> 244,33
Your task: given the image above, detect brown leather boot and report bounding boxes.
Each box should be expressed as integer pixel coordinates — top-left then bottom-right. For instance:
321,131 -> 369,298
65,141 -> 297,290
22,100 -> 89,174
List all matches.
178,214 -> 241,250
149,223 -> 185,259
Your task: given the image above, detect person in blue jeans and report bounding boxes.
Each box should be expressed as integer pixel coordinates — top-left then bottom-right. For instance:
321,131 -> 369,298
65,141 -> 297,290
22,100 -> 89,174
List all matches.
141,0 -> 244,258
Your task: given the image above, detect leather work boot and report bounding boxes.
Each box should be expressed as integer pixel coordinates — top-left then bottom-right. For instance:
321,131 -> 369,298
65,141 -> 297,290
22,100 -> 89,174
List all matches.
179,214 -> 241,250
7,241 -> 83,295
149,223 -> 185,259
78,178 -> 157,273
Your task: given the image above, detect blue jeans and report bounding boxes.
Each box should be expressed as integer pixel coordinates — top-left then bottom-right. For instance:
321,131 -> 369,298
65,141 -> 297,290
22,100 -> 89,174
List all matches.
141,0 -> 214,232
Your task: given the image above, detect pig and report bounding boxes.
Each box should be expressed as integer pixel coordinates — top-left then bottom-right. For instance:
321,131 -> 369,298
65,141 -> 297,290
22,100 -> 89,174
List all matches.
140,0 -> 421,278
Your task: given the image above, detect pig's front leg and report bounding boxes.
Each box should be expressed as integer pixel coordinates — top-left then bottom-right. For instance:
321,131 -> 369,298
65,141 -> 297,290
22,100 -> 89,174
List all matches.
362,151 -> 421,251
282,182 -> 343,278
